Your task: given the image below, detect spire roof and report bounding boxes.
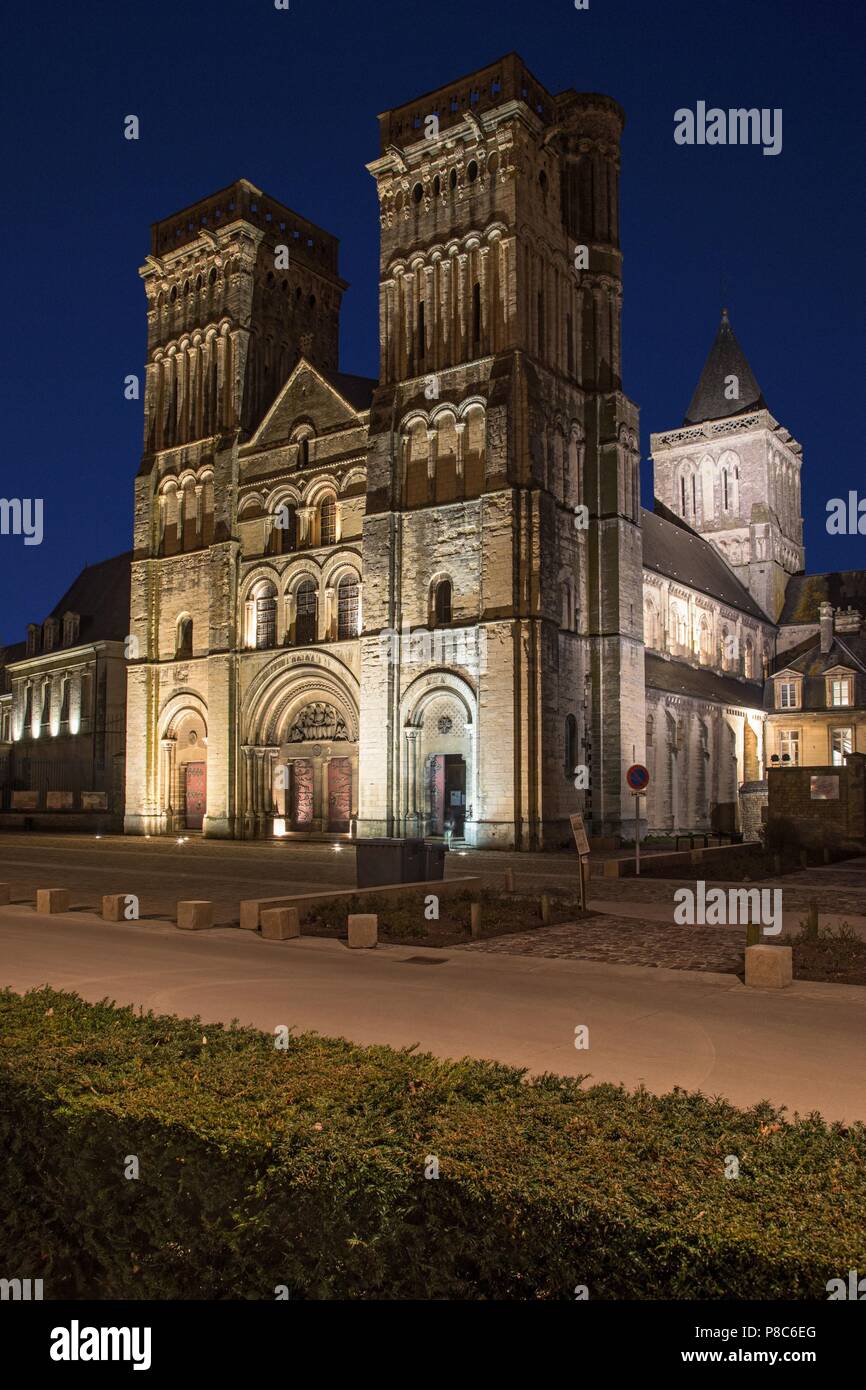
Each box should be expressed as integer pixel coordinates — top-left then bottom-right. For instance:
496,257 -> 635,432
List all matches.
683,309 -> 767,426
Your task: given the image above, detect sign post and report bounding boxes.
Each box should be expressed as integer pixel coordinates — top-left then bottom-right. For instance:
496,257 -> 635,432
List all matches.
569,812 -> 590,911
625,765 -> 650,877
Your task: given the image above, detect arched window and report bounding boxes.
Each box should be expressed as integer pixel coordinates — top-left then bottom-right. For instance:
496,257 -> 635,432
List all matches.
565,714 -> 577,772
270,503 -> 296,555
176,615 -> 193,659
699,617 -> 712,664
744,637 -> 755,679
255,584 -> 277,650
337,574 -> 360,640
433,579 -> 452,626
295,580 -> 318,645
320,494 -> 337,547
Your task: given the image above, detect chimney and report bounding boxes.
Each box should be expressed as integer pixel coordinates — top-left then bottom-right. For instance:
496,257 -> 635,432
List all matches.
835,606 -> 862,635
819,601 -> 834,654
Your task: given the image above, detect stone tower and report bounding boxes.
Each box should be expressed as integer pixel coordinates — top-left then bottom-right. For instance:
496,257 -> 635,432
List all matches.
125,180 -> 346,835
651,310 -> 804,621
358,54 -> 642,845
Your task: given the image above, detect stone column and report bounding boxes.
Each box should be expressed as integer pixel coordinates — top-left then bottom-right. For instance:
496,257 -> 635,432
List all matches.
160,738 -> 176,827
405,727 -> 421,830
265,748 -> 280,815
298,505 -> 314,547
322,586 -> 335,642
313,755 -> 325,832
454,420 -> 466,484
426,428 -> 437,504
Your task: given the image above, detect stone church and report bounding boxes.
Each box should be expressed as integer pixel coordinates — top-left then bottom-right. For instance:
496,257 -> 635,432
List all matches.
119,52 -> 864,849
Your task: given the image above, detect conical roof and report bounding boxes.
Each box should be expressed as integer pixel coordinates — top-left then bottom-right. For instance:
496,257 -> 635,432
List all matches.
683,309 -> 767,426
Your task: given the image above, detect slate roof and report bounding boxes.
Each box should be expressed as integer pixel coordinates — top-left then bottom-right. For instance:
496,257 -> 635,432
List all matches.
645,653 -> 765,709
774,632 -> 866,679
683,310 -> 767,426
45,552 -> 133,646
642,501 -> 769,621
778,570 -> 866,625
315,366 -> 378,413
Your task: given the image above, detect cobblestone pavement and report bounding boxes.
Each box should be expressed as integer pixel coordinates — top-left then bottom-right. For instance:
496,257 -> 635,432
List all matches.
457,915 -> 747,974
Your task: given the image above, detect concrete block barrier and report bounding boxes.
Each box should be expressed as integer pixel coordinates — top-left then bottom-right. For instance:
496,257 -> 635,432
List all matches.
347,914 -> 377,948
176,900 -> 214,931
260,907 -> 301,941
745,944 -> 793,990
36,888 -> 70,914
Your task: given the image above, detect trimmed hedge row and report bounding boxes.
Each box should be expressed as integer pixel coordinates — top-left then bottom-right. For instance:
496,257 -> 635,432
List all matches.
1,987 -> 864,1300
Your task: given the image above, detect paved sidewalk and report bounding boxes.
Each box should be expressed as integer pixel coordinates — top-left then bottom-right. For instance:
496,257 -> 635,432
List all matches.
1,904 -> 864,1123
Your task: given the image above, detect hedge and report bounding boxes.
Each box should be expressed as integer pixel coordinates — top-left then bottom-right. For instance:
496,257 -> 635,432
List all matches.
1,986 -> 864,1299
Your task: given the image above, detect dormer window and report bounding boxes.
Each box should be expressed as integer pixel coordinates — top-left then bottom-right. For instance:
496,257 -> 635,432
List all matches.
828,675 -> 852,707
62,612 -> 80,646
43,618 -> 59,652
26,624 -> 40,657
776,678 -> 801,710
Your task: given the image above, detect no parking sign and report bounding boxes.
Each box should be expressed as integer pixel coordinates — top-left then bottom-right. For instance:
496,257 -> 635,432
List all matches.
626,764 -> 650,793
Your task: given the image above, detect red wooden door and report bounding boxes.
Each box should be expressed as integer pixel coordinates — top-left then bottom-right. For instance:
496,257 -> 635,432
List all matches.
327,757 -> 351,832
289,760 -> 314,829
428,754 -> 445,834
184,762 -> 206,830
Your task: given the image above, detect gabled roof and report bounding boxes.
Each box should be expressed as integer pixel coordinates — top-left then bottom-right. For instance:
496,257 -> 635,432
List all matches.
249,358 -> 377,448
645,654 -> 765,710
777,633 -> 866,678
683,309 -> 767,426
47,552 -> 132,645
779,570 -> 866,625
642,501 -> 769,622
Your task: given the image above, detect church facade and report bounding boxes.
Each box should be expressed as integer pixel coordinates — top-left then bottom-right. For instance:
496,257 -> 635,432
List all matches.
120,53 -> 862,849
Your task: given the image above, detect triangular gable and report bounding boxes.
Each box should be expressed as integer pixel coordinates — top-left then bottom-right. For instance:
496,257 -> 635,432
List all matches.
248,359 -> 364,449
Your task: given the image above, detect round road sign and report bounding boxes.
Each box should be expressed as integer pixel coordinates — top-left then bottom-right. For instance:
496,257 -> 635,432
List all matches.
626,763 -> 650,792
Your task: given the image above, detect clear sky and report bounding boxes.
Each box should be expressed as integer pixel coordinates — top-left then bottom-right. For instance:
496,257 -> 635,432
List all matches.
1,0 -> 864,643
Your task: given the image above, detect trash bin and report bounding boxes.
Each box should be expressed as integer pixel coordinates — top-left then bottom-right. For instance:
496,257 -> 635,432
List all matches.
423,840 -> 447,881
355,837 -> 427,888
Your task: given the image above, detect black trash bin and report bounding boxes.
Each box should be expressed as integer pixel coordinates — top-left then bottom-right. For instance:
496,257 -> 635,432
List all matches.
423,840 -> 447,881
355,837 -> 427,888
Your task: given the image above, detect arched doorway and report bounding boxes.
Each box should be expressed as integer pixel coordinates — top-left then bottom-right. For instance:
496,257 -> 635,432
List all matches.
241,653 -> 360,838
400,676 -> 477,844
157,695 -> 208,834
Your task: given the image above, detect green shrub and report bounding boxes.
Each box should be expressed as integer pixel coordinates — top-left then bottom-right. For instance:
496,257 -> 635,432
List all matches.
1,987 -> 864,1300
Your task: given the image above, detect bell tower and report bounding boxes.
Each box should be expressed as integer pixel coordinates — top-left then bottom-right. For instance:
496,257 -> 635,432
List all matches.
140,178 -> 346,453
651,309 -> 804,620
359,55 -> 643,844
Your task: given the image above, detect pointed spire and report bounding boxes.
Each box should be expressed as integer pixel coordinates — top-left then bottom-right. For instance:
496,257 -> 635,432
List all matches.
683,310 -> 766,426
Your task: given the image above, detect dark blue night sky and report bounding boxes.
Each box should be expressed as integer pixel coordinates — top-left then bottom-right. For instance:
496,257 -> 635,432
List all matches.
2,0 -> 864,643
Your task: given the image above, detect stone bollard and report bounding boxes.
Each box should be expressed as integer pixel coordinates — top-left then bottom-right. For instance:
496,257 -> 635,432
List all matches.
0,882 -> 10,906
347,913 -> 377,948
261,907 -> 301,941
36,888 -> 70,914
540,893 -> 551,925
470,901 -> 482,939
504,868 -> 514,892
102,894 -> 138,922
176,900 -> 213,931
745,944 -> 793,990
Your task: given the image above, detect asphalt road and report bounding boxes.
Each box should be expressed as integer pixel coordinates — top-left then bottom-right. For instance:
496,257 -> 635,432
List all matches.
1,904 -> 864,1122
